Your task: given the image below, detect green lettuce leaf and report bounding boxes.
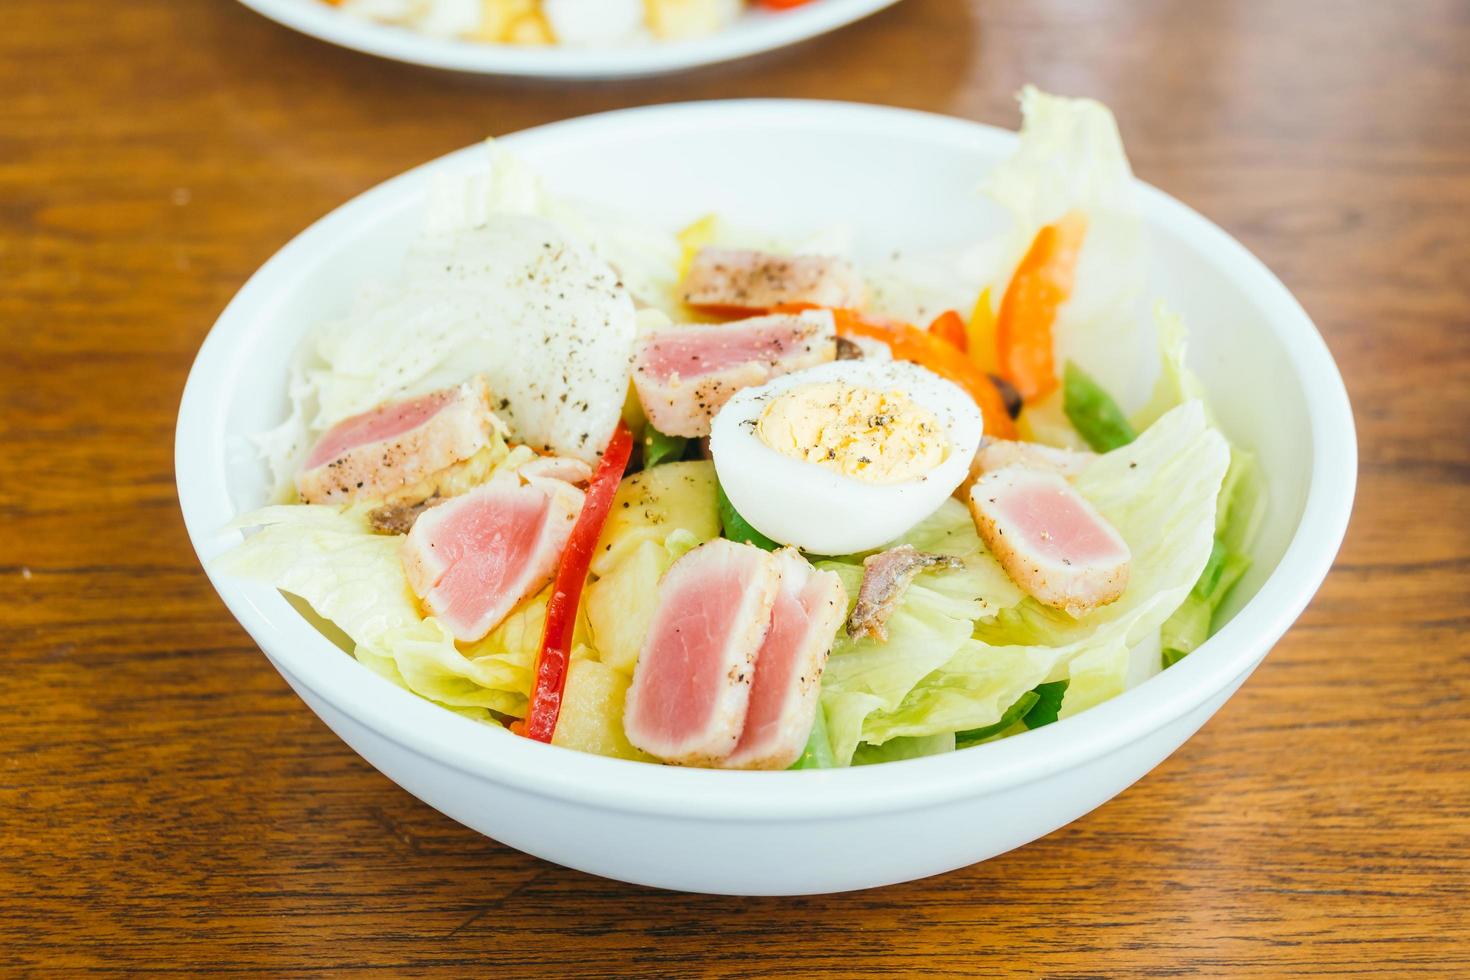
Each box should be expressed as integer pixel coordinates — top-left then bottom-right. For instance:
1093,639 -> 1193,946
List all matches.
787,706 -> 837,770
1160,448 -> 1259,665
642,424 -> 689,469
851,733 -> 956,765
214,505 -> 420,648
356,613 -> 540,717
1022,680 -> 1069,729
1216,446 -> 1267,553
816,565 -> 981,765
1058,634 -> 1132,719
1160,544 -> 1250,666
717,482 -> 781,552
1118,304 -> 1265,668
955,691 -> 1039,746
1064,360 -> 1138,451
845,401 -> 1228,754
814,499 -> 1030,764
1130,303 -> 1206,432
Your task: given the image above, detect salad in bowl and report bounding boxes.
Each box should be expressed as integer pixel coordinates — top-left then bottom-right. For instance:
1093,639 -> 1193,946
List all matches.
216,88 -> 1264,773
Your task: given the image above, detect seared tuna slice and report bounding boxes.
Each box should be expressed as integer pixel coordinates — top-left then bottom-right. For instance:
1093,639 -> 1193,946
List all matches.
623,540 -> 781,765
631,310 -> 835,438
297,377 -> 504,505
723,549 -> 846,770
967,466 -> 1130,616
682,248 -> 865,312
400,475 -> 583,642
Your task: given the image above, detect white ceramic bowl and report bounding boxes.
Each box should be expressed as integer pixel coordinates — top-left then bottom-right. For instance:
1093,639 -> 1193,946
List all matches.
235,0 -> 902,78
176,101 -> 1356,895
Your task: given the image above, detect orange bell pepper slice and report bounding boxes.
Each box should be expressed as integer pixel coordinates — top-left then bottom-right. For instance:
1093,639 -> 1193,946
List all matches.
927,309 -> 968,352
996,211 -> 1088,401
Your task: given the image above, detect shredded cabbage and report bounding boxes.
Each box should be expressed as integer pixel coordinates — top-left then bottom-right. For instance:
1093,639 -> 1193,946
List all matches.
258,141 -> 680,497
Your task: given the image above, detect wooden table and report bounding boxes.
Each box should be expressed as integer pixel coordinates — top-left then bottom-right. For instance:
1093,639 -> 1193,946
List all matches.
4,0 -> 1467,974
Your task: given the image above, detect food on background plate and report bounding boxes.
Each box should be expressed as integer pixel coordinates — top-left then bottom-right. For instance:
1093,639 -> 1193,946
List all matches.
217,87 -> 1265,770
320,0 -> 819,48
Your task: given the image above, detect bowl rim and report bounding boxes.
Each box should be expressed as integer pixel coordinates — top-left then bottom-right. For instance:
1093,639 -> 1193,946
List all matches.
233,0 -> 904,78
176,99 -> 1357,821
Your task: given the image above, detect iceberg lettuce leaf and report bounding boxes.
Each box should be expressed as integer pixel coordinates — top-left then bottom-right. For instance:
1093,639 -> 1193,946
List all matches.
213,505 -> 420,648
216,462 -> 569,720
816,562 -> 978,765
854,401 -> 1228,749
984,86 -> 1150,404
852,732 -> 956,765
814,499 -> 1031,764
1130,302 -> 1206,432
1058,634 -> 1131,719
258,140 -> 680,492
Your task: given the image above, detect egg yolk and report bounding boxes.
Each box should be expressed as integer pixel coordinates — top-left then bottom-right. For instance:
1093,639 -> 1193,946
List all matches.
756,381 -> 948,484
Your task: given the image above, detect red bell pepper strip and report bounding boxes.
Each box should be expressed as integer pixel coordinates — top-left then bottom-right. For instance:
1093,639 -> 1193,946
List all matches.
927,309 -> 968,352
759,0 -> 817,8
995,210 -> 1088,401
520,421 -> 634,743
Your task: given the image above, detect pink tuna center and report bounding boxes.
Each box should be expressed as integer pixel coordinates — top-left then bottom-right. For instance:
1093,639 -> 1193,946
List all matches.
639,326 -> 808,381
640,559 -> 764,743
1000,487 -> 1124,564
426,489 -> 552,628
731,582 -> 807,754
305,389 -> 454,469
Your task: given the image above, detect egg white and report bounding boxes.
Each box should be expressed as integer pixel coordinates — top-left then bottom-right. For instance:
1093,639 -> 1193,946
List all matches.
710,360 -> 984,555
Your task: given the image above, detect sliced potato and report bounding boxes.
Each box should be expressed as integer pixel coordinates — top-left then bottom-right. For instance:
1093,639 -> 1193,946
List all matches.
590,459 -> 718,577
552,659 -> 654,762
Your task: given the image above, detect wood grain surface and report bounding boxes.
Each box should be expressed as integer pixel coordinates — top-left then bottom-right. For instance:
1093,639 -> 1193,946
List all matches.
3,0 -> 1467,974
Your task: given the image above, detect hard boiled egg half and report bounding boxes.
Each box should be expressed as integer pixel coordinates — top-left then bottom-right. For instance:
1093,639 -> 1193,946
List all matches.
710,360 -> 984,555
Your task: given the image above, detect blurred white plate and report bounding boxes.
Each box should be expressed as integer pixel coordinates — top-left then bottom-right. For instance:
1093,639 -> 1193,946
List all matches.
236,0 -> 903,78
